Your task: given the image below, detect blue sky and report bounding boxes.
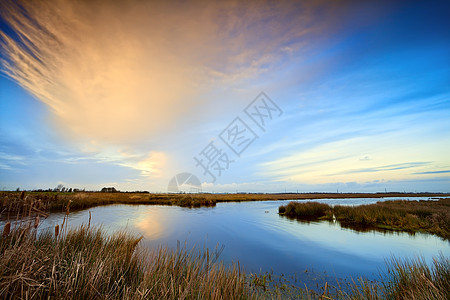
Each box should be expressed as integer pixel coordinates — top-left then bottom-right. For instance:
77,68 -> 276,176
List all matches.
0,0 -> 449,192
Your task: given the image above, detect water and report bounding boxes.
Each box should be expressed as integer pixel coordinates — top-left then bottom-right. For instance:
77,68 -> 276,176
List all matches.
10,197 -> 450,286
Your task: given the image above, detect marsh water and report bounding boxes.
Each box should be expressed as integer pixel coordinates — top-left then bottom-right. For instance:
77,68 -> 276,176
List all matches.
22,197 -> 450,286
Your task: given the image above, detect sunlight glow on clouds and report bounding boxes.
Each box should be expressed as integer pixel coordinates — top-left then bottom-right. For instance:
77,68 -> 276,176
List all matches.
133,151 -> 168,178
261,134 -> 450,185
0,0 -> 341,144
0,0 -> 449,192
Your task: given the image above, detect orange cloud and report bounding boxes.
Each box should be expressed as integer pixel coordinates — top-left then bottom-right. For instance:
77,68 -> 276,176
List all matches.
0,0 -> 351,144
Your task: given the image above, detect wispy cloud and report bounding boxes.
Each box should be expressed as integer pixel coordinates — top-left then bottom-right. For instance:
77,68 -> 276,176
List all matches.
334,162 -> 431,175
414,170 -> 450,175
0,162 -> 13,170
1,0 -> 449,192
259,129 -> 449,186
0,0 -> 345,144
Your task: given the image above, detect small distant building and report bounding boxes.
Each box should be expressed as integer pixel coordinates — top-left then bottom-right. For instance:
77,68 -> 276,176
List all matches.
101,187 -> 117,193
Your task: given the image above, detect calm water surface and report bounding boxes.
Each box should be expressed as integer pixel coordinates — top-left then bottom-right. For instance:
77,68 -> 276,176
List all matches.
25,197 -> 450,284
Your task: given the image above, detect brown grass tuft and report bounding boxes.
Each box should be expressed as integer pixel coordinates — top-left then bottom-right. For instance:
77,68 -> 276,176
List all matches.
66,200 -> 71,215
34,215 -> 40,229
2,222 -> 10,237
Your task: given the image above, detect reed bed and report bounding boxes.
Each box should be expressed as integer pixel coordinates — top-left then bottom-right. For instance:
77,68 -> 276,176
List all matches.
279,199 -> 450,239
0,192 -> 218,216
1,219 -> 449,299
0,223 -> 254,299
1,191 -> 446,216
347,255 -> 449,300
278,201 -> 331,219
258,254 -> 449,299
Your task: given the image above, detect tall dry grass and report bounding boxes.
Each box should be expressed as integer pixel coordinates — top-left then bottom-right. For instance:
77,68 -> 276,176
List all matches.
279,199 -> 450,239
0,191 -> 218,216
0,222 -> 254,299
346,255 -> 449,300
278,201 -> 331,219
1,219 -> 448,299
2,191 -> 447,216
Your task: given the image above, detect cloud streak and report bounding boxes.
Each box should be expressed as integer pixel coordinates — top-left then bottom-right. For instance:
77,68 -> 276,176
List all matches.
0,0 -> 347,144
334,162 -> 431,175
414,170 -> 450,175
2,0 -> 448,192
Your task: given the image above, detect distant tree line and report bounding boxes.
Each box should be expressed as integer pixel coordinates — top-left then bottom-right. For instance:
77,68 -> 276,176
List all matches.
14,185 -> 149,194
101,187 -> 117,193
17,184 -> 82,193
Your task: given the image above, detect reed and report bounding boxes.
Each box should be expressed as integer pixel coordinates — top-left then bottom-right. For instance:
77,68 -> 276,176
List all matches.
278,201 -> 331,219
1,220 -> 448,299
381,255 -> 449,299
1,191 -> 447,216
1,222 -> 10,237
0,223 -> 255,299
346,255 -> 449,300
0,191 -> 220,214
279,199 -> 450,239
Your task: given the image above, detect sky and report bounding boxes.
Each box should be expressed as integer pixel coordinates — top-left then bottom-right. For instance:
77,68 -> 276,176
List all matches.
0,0 -> 449,193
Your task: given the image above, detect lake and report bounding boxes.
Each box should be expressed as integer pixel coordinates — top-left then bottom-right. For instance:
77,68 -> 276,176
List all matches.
21,197 -> 450,287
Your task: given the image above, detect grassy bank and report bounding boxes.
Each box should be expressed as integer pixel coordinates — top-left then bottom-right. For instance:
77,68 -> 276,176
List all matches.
1,222 -> 448,299
0,191 -> 218,216
1,191 -> 446,216
278,201 -> 330,219
279,198 -> 450,239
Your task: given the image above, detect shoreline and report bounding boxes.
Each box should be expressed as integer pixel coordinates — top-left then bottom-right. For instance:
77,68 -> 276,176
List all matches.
2,191 -> 448,239
1,190 -> 448,213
